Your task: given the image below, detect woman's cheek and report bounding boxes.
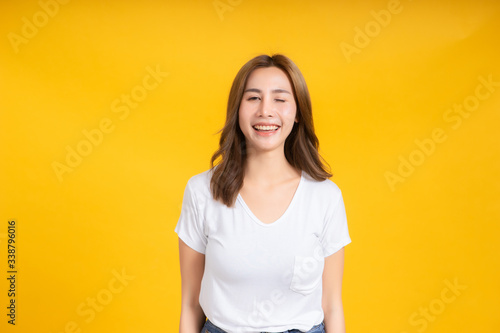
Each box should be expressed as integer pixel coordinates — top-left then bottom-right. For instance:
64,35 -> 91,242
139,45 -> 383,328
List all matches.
281,105 -> 297,120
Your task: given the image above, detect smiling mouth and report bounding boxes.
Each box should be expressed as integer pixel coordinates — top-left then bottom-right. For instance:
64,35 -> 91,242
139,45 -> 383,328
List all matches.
253,125 -> 280,132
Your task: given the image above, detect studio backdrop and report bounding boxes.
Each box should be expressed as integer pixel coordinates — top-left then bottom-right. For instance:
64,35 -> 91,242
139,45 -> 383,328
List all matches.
1,0 -> 499,332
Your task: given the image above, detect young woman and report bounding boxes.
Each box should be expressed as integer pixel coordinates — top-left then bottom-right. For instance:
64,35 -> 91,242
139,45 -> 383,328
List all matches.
175,54 -> 351,333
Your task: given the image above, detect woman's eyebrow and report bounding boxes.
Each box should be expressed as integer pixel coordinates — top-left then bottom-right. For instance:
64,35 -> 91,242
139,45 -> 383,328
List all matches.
244,88 -> 292,94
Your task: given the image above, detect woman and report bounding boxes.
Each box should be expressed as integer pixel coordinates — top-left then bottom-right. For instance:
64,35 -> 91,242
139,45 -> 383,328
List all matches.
175,54 -> 351,333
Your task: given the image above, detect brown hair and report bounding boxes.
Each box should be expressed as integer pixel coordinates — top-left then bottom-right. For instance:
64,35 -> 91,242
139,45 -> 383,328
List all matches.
210,54 -> 332,207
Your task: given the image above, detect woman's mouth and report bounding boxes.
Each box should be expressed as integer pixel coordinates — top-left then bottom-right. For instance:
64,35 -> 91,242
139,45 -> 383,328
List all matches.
252,125 -> 280,132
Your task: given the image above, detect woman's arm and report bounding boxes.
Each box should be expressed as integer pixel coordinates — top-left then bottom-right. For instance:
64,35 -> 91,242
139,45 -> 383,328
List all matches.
322,247 -> 346,333
179,238 -> 206,333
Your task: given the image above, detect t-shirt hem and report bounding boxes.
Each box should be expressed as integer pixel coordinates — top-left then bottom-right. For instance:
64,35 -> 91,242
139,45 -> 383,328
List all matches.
175,230 -> 206,254
212,323 -> 321,333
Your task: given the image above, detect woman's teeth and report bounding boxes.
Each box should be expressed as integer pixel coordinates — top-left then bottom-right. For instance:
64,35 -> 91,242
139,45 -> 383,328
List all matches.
253,125 -> 279,131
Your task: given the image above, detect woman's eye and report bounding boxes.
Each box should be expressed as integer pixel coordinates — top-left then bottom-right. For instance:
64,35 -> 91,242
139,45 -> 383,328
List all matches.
275,99 -> 285,102
247,96 -> 260,101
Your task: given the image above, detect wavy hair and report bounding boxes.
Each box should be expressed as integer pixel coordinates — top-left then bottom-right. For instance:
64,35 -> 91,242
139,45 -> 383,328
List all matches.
210,54 -> 332,207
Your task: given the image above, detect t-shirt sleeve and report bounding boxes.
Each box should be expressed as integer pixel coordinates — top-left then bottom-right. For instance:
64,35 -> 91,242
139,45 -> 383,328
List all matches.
174,178 -> 207,254
320,189 -> 351,257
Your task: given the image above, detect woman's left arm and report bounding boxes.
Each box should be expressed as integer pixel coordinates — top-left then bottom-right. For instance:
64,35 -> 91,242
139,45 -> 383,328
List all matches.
322,247 -> 346,333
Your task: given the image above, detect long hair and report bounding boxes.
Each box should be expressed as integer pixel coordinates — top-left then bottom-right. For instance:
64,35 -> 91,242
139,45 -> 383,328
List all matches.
210,54 -> 332,208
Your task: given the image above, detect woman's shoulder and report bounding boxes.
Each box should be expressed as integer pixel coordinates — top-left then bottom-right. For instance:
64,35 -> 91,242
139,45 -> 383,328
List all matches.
187,168 -> 212,185
184,168 -> 214,198
301,170 -> 343,201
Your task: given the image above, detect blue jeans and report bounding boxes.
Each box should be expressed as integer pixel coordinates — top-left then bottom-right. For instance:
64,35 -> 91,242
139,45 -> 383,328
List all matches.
200,319 -> 325,333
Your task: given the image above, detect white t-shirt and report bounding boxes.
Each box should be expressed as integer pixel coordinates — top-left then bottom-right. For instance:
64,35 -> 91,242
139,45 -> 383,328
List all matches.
175,168 -> 351,333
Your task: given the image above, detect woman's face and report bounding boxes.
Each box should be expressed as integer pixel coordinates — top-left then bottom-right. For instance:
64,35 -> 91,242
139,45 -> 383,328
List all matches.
238,66 -> 298,155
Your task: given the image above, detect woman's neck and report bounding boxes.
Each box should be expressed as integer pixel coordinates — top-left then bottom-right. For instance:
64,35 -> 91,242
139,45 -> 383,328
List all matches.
243,149 -> 300,186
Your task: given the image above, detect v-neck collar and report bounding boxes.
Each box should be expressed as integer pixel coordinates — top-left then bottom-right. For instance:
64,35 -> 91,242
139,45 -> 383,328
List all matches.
237,170 -> 304,227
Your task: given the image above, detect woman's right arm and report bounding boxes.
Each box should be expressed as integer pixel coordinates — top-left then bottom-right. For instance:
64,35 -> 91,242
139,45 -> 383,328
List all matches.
179,238 -> 206,333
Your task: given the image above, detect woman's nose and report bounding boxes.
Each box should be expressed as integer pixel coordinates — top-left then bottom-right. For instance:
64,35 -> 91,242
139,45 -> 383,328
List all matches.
257,96 -> 274,117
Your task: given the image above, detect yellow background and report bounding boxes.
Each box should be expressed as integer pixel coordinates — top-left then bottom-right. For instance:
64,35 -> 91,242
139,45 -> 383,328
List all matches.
1,0 -> 499,332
